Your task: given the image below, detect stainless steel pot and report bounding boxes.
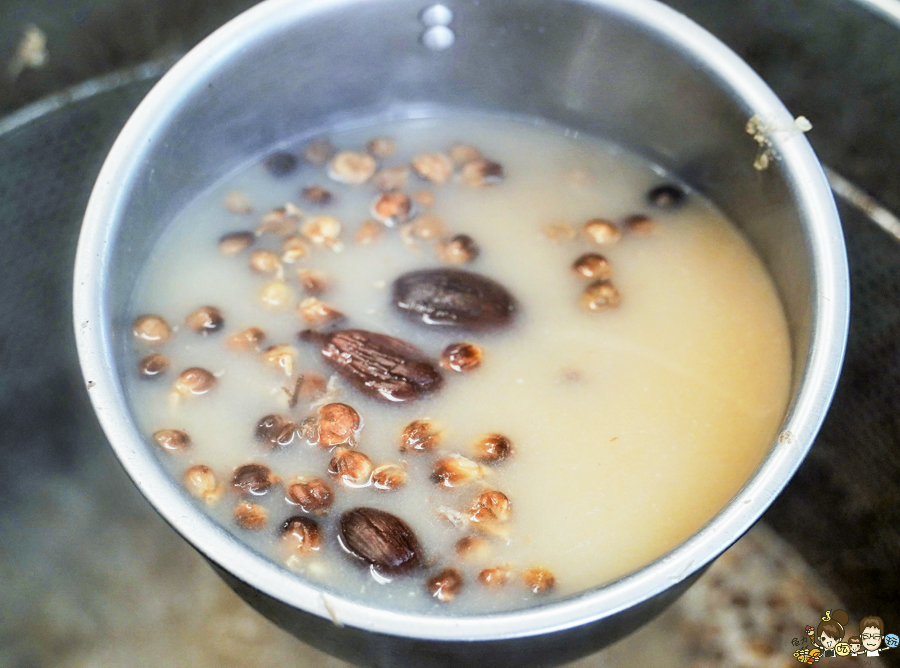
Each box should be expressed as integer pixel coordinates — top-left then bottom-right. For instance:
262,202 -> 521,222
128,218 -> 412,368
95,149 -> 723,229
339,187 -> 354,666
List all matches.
72,0 -> 849,665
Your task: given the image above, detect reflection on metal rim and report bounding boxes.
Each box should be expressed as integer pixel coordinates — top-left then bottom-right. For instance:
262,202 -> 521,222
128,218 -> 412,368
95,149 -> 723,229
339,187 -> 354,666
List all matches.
853,0 -> 900,25
827,169 -> 900,243
0,57 -> 179,136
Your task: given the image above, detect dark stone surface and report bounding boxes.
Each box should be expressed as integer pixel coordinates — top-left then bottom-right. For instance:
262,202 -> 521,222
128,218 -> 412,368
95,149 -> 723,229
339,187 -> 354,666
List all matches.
764,197 -> 900,657
0,0 -> 258,115
0,80 -> 154,497
0,78 -> 159,665
670,0 -> 900,214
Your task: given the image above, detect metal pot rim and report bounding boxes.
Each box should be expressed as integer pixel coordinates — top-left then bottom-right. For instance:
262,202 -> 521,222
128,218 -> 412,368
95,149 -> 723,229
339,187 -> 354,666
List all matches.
73,0 -> 849,641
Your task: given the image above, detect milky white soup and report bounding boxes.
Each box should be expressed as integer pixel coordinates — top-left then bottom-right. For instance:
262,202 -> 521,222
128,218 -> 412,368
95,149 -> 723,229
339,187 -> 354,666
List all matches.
125,115 -> 792,614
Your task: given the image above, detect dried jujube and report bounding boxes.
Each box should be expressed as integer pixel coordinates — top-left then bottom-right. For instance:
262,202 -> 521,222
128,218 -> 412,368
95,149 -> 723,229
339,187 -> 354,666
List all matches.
218,231 -> 254,255
263,152 -> 299,177
366,137 -> 396,158
301,216 -> 342,248
371,191 -> 413,227
372,464 -> 407,491
298,417 -> 319,443
399,419 -> 442,453
572,253 -> 612,280
300,329 -> 443,403
479,565 -> 512,587
227,327 -> 265,351
153,429 -> 190,453
260,281 -> 292,309
138,353 -> 170,378
302,186 -> 333,205
426,568 -> 464,602
285,477 -> 334,515
297,269 -> 329,296
648,184 -> 686,208
460,159 -> 504,187
411,153 -> 453,185
234,501 -> 267,529
232,463 -> 280,496
469,490 -> 511,523
250,250 -> 282,275
440,342 -> 483,373
133,315 -> 171,343
316,403 -> 362,447
255,414 -> 297,449
281,236 -> 309,263
172,368 -> 216,396
408,214 -> 445,240
436,235 -> 479,265
472,434 -> 513,464
280,516 -> 322,556
183,465 -> 221,504
262,344 -> 297,376
392,268 -> 516,330
355,219 -> 385,245
523,567 -> 556,594
328,448 -> 373,487
431,455 -> 485,488
298,298 -> 344,328
328,151 -> 376,185
583,219 -> 621,245
455,535 -> 491,561
258,206 -> 300,237
339,507 -> 423,575
185,306 -> 224,334
581,280 -> 621,311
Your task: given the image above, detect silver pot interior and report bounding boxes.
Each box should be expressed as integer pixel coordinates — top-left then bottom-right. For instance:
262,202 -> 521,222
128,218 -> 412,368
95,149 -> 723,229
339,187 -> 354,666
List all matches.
78,0 -> 846,659
109,0 -> 819,379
